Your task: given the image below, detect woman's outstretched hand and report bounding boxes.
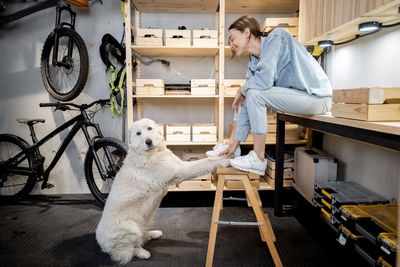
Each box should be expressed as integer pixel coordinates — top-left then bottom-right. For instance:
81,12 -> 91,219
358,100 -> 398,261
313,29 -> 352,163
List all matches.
232,87 -> 245,113
219,140 -> 240,158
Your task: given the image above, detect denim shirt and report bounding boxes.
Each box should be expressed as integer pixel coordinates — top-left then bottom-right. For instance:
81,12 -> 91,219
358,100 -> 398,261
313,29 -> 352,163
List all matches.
241,28 -> 332,97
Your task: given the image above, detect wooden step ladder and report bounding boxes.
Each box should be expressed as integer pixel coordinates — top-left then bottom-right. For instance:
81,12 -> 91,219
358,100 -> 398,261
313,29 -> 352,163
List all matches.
206,167 -> 282,267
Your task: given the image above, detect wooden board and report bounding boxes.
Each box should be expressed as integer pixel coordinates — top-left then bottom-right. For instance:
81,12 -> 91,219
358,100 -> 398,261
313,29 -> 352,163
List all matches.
284,113 -> 400,136
266,167 -> 294,179
333,88 -> 400,104
132,0 -> 219,13
333,88 -> 384,104
264,174 -> 294,188
332,103 -> 400,121
226,0 -> 299,14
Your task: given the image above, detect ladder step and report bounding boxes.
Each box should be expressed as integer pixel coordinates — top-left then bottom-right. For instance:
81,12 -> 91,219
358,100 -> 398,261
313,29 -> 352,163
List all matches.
214,220 -> 264,226
221,197 -> 247,202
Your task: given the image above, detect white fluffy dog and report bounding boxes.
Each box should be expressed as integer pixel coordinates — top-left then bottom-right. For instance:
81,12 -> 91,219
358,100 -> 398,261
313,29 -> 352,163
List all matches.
96,118 -> 229,264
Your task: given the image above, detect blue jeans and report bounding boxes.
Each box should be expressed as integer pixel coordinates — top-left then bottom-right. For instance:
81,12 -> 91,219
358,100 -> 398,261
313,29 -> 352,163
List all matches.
235,87 -> 332,142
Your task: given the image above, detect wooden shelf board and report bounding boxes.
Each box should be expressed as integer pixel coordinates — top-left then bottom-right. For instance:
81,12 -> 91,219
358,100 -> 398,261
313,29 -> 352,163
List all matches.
132,0 -> 219,13
224,138 -> 307,145
166,141 -> 217,146
132,46 -> 219,57
168,183 -> 274,192
287,113 -> 400,136
132,95 -> 219,98
226,0 -> 299,14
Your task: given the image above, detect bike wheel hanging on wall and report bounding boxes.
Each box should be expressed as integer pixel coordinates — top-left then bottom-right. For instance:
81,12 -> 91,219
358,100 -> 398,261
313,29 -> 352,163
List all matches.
40,5 -> 89,101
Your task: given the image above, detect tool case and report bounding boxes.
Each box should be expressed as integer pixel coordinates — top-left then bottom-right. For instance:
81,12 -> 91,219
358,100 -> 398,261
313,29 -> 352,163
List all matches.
340,204 -> 398,266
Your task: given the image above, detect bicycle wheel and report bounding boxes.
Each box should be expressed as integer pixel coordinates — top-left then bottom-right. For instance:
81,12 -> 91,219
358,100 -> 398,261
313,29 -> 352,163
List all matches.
40,27 -> 89,101
0,134 -> 36,203
84,137 -> 128,206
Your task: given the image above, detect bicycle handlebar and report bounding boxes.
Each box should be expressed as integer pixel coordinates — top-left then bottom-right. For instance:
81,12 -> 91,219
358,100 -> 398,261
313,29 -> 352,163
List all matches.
39,99 -> 110,111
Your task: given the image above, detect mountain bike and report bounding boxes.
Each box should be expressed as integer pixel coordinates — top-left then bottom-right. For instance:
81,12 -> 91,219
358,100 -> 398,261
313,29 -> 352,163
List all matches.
0,0 -> 89,101
0,99 -> 127,205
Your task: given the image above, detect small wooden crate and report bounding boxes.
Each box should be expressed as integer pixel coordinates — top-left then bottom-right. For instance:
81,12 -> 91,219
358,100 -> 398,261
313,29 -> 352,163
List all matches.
193,29 -> 218,47
262,17 -> 299,39
192,123 -> 217,142
264,174 -> 294,188
136,28 -> 163,46
225,177 -> 260,189
166,123 -> 190,142
332,103 -> 400,121
246,132 -> 300,143
333,87 -> 400,104
267,153 -> 295,169
191,79 -> 216,95
136,79 -> 164,95
224,79 -> 245,97
165,29 -> 191,47
179,153 -> 212,189
266,166 -> 294,179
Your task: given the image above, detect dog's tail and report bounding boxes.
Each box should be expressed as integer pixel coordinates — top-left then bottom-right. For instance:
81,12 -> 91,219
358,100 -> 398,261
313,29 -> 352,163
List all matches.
110,247 -> 135,265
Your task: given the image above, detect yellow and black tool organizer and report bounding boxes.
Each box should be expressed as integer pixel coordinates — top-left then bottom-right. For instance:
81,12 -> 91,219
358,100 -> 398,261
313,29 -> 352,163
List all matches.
312,181 -> 395,266
339,204 -> 398,267
312,181 -> 389,226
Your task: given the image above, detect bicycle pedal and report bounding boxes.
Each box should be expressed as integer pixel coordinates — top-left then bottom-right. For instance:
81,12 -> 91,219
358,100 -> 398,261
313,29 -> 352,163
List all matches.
42,183 -> 54,189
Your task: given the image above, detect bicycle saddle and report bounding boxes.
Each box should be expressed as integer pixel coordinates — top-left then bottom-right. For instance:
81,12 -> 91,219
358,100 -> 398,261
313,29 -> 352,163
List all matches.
16,118 -> 45,124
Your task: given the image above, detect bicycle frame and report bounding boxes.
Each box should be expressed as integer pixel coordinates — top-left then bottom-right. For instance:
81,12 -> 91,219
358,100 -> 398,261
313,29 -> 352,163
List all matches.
5,111 -> 113,189
0,0 -> 59,25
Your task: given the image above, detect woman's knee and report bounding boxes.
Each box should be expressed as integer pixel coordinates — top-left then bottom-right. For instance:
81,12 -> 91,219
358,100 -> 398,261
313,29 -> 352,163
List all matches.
246,89 -> 263,104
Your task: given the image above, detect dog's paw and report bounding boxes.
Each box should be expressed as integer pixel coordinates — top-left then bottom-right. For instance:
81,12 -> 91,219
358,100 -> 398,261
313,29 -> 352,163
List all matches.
134,247 -> 151,259
217,158 -> 230,168
148,230 -> 163,240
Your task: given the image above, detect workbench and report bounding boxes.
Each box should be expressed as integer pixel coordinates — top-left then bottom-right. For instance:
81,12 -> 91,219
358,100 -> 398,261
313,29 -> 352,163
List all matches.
274,113 -> 400,216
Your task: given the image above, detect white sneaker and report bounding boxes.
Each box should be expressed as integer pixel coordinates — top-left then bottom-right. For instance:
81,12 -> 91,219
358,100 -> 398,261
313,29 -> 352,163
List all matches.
229,150 -> 267,175
206,142 -> 241,158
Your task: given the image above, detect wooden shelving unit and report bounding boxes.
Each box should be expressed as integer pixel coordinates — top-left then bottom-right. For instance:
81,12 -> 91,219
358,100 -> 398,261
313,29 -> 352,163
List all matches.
125,0 -> 302,191
132,46 -> 219,57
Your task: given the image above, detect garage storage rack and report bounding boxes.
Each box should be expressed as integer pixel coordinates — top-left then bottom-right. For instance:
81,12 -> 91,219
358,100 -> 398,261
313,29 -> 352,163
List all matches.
124,0 -> 303,191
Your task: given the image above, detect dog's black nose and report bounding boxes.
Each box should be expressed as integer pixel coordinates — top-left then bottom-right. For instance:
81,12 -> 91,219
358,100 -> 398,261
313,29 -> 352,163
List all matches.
145,139 -> 152,146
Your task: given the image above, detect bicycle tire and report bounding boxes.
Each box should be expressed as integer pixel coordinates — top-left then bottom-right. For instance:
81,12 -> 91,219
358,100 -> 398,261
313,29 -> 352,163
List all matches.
40,27 -> 89,101
0,134 -> 36,203
84,137 -> 128,206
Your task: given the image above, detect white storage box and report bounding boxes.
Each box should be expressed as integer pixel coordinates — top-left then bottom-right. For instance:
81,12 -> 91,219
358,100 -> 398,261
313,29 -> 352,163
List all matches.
136,79 -> 164,95
191,79 -> 216,95
192,123 -> 217,142
166,123 -> 190,142
193,29 -> 218,47
294,147 -> 337,202
136,28 -> 163,46
224,79 -> 245,97
165,29 -> 191,47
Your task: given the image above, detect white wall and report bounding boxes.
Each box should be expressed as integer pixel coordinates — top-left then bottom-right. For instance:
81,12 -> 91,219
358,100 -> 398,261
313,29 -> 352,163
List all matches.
325,26 -> 400,201
0,1 -> 124,194
0,3 -> 285,194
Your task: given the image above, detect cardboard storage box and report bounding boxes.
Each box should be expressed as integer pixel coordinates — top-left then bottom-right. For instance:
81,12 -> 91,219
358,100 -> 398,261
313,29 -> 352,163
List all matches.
135,28 -> 163,46
224,79 -> 245,97
192,123 -> 217,142
294,147 -> 337,202
193,29 -> 218,47
136,79 -> 164,95
166,123 -> 190,142
191,79 -> 216,95
165,29 -> 191,47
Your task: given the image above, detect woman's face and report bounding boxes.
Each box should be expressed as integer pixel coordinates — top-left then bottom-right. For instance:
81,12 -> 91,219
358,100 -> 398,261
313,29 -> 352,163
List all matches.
228,28 -> 249,56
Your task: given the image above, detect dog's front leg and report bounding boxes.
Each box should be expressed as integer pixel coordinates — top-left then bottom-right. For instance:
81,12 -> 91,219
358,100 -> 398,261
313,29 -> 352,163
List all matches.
170,157 -> 229,184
